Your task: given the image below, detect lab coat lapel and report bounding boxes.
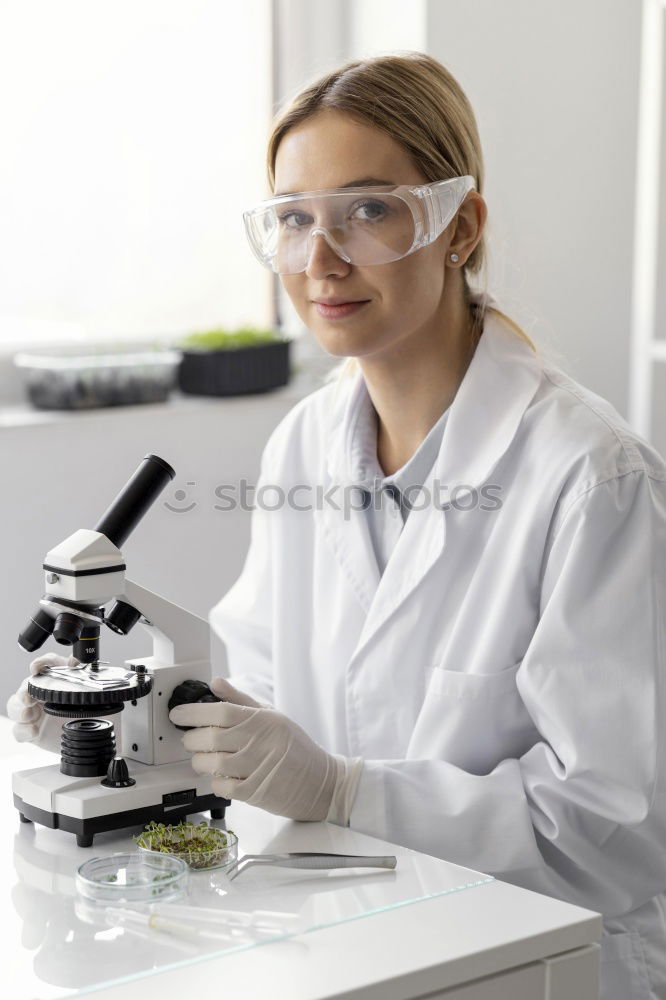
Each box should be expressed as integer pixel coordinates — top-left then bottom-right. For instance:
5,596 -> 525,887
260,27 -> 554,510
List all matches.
431,312 -> 543,496
317,494 -> 382,615
320,311 -> 543,657
317,372 -> 382,614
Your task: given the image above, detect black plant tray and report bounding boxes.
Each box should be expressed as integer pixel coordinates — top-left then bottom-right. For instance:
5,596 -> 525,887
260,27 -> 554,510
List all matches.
177,340 -> 291,396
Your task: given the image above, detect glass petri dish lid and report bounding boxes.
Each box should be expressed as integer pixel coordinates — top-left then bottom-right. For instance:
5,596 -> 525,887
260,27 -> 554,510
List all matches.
76,851 -> 188,903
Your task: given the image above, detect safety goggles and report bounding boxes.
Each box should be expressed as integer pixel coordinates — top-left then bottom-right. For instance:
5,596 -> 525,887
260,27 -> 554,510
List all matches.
242,175 -> 476,275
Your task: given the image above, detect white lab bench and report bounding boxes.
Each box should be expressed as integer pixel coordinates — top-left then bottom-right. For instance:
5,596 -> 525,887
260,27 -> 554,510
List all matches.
2,717 -> 602,999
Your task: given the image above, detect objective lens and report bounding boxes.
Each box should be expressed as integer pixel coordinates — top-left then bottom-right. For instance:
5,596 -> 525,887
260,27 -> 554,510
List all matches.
104,600 -> 141,636
18,607 -> 55,652
73,625 -> 101,664
53,612 -> 85,646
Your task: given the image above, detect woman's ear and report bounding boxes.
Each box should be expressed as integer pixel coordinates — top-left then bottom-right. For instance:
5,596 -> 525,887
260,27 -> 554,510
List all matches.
448,192 -> 487,265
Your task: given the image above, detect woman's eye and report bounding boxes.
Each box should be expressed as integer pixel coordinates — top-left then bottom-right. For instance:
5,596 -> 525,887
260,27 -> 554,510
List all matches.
351,199 -> 388,222
278,211 -> 312,229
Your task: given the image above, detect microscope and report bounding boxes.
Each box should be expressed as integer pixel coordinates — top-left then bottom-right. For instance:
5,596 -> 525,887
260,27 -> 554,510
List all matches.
13,454 -> 229,847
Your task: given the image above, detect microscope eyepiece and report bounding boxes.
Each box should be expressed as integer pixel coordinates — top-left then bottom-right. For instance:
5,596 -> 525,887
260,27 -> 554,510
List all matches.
53,611 -> 85,646
18,607 -> 55,652
94,454 -> 175,550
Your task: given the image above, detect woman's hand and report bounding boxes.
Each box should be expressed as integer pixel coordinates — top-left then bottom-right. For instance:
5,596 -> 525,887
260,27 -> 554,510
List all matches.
169,677 -> 343,821
6,651 -> 80,752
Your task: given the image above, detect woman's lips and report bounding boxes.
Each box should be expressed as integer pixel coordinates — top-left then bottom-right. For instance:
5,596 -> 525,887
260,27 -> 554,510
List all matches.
314,300 -> 370,319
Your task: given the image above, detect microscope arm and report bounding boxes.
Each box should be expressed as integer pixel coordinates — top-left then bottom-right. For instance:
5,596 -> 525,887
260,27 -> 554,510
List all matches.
121,578 -> 211,668
118,580 -> 214,765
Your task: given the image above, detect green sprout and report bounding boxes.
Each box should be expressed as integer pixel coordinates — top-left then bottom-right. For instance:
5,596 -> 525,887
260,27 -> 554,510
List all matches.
133,819 -> 237,871
177,326 -> 281,351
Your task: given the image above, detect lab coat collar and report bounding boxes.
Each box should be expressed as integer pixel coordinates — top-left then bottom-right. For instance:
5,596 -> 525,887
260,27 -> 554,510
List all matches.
319,307 -> 543,649
325,308 -> 543,495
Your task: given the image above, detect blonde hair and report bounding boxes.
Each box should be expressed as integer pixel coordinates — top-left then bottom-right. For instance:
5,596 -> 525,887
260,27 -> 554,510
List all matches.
266,51 -> 536,379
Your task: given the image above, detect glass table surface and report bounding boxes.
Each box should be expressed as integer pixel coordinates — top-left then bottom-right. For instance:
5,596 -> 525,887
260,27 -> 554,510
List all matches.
5,748 -> 494,999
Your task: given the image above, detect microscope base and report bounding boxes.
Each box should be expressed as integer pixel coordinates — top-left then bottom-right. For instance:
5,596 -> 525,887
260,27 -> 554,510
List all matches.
13,760 -> 231,848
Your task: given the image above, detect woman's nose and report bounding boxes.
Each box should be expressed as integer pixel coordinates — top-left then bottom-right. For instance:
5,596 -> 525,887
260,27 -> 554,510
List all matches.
305,230 -> 351,278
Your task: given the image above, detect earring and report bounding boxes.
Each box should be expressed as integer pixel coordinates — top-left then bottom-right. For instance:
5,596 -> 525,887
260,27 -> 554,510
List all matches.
449,252 -> 460,263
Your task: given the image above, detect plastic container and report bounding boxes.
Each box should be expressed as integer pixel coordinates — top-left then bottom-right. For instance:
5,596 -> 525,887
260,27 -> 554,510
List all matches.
76,851 -> 188,904
177,339 -> 290,396
14,349 -> 181,410
135,826 -> 238,872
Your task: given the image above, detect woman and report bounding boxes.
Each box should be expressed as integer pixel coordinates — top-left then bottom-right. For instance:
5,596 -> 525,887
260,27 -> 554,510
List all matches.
11,52 -> 666,999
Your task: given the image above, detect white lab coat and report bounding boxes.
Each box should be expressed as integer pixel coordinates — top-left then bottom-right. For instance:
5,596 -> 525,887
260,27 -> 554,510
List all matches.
210,309 -> 666,1000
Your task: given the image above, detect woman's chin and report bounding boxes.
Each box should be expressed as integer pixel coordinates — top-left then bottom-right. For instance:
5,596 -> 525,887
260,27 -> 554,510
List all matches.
310,325 -> 381,359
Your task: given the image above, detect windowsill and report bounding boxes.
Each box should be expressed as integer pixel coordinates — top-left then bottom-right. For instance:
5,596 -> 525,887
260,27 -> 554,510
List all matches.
0,326 -> 341,420
0,365 -> 329,429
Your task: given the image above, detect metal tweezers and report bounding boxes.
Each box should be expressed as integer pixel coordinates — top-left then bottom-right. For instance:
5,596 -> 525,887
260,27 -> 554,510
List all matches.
225,851 -> 397,882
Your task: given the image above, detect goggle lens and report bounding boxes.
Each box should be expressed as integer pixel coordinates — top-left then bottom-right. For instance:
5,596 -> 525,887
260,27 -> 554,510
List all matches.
245,191 -> 418,274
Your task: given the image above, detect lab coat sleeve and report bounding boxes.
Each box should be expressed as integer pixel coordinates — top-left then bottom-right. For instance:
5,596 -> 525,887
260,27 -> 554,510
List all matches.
348,469 -> 666,917
208,443 -> 277,709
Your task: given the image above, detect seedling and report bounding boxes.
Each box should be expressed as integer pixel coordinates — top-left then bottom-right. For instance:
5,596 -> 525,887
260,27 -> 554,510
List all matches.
134,819 -> 237,871
178,326 -> 280,351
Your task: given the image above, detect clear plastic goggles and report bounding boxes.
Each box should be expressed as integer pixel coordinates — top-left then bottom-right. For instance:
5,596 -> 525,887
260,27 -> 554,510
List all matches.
243,175 -> 476,275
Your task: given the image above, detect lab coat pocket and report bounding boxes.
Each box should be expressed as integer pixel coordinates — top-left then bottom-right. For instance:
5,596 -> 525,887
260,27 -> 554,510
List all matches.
599,930 -> 651,1000
410,663 -> 541,774
426,662 -> 523,699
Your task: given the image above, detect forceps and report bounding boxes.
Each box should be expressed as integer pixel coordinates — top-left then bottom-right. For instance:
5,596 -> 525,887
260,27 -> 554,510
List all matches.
225,852 -> 397,882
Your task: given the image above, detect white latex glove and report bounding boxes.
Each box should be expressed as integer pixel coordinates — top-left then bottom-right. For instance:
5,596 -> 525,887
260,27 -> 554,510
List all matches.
169,676 -> 364,823
6,651 -> 80,753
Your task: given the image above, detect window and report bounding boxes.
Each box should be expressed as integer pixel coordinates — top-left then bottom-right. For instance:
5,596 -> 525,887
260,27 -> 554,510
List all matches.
0,1 -> 273,352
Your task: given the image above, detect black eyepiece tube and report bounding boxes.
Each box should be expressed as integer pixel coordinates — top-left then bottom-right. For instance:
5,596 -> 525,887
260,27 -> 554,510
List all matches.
94,454 -> 175,550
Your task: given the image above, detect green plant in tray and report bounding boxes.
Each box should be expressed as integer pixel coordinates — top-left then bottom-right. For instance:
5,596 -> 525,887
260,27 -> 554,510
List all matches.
178,325 -> 280,351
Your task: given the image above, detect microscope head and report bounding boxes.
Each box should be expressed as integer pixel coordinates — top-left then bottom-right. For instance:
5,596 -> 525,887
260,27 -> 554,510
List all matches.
18,454 -> 175,662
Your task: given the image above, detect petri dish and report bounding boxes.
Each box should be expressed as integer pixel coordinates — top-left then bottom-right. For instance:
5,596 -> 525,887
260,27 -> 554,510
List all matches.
76,851 -> 188,903
136,827 -> 238,872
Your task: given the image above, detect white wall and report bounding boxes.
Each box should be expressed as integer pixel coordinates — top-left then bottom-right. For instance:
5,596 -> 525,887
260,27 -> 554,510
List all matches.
425,0 -> 666,452
0,0 -> 273,346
